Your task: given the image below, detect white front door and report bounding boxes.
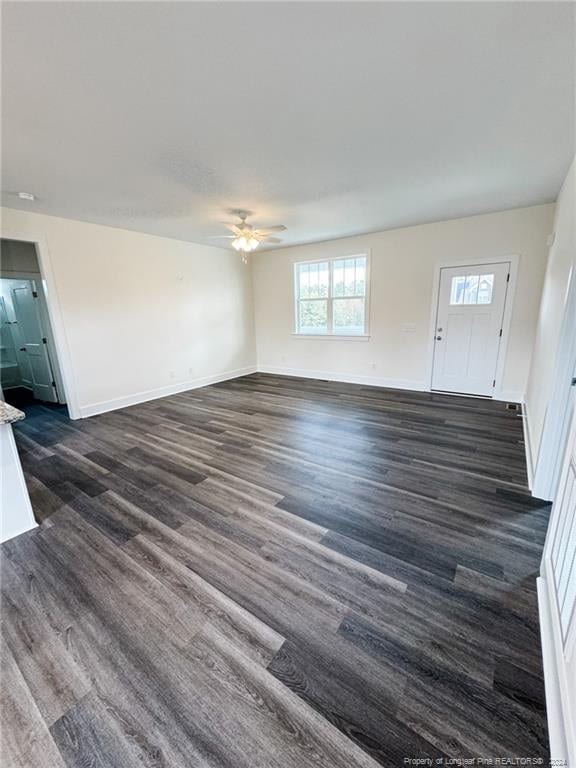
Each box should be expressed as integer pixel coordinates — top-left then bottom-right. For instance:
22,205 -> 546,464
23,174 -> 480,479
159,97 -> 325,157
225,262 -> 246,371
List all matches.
11,281 -> 58,403
431,262 -> 510,396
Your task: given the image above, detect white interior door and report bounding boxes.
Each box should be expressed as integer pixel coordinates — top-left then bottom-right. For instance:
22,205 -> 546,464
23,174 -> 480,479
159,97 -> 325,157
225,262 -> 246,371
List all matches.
431,262 -> 510,396
11,281 -> 58,403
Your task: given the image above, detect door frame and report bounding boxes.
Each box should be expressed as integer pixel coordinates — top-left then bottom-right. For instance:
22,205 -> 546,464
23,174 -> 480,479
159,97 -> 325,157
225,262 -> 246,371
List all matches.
425,254 -> 519,401
537,404 -> 576,764
0,232 -> 80,419
533,262 -> 576,501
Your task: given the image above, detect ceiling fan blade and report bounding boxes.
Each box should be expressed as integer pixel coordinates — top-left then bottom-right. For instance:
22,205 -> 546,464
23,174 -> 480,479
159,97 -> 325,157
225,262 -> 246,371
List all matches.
257,225 -> 286,233
224,223 -> 242,235
262,236 -> 283,244
209,235 -> 236,239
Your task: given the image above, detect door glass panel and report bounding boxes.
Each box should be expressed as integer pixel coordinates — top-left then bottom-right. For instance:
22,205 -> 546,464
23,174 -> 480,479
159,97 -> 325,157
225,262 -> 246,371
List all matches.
463,275 -> 480,304
450,273 -> 494,305
477,274 -> 494,304
449,276 -> 467,305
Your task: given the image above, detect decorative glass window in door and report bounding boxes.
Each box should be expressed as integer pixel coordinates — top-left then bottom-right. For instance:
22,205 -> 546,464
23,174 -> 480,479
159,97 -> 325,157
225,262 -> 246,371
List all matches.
450,274 -> 494,305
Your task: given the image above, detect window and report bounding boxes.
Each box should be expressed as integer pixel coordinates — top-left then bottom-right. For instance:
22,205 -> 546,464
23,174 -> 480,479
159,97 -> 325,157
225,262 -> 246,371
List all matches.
449,273 -> 494,305
294,255 -> 368,336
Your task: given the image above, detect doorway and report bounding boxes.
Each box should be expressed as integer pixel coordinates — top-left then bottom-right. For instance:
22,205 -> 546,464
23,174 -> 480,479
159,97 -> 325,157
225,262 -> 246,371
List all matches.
431,261 -> 511,397
0,239 -> 67,412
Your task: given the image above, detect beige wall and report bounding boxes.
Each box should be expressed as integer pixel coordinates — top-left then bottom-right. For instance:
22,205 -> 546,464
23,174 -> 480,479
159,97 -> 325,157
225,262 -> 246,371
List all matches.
525,158 -> 576,468
0,207 -> 256,417
0,200 -> 558,420
253,205 -> 554,401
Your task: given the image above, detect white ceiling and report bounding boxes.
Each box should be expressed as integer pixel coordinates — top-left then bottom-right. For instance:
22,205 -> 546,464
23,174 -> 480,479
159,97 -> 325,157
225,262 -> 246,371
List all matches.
2,2 -> 574,249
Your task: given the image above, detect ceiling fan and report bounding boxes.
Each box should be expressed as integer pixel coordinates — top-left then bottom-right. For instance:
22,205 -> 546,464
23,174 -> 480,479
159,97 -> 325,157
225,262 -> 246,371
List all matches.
211,211 -> 286,262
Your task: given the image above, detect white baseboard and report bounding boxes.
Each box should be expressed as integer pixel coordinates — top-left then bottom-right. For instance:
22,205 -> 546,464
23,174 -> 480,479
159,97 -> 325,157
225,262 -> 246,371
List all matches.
537,576 -> 571,764
257,365 -> 427,393
0,519 -> 38,544
521,398 -> 535,491
78,365 -> 257,418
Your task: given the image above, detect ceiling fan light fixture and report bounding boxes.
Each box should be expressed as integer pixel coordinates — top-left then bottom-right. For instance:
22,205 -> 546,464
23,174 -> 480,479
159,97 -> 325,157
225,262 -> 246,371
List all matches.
232,235 -> 260,253
220,213 -> 285,261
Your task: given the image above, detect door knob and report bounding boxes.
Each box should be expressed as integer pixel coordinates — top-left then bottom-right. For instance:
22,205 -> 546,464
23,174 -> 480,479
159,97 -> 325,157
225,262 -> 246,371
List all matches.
19,347 -> 26,352
436,336 -> 442,341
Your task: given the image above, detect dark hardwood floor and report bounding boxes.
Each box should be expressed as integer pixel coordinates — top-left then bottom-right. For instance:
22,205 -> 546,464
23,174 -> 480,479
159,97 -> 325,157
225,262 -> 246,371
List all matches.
1,373 -> 551,767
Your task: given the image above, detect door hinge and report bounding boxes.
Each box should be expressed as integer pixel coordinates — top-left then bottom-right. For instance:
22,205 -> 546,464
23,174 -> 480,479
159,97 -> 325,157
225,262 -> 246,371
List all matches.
492,379 -> 496,387
42,337 -> 47,344
32,290 -> 38,298
499,328 -> 503,337
51,381 -> 56,388
506,273 -> 510,283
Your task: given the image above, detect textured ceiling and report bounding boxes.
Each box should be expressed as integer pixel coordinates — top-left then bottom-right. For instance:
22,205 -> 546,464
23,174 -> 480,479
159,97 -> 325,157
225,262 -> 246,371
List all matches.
2,1 -> 574,249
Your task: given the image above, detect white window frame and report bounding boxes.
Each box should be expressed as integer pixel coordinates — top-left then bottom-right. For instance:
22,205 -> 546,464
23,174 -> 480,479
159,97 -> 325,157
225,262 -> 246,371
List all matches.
292,253 -> 371,339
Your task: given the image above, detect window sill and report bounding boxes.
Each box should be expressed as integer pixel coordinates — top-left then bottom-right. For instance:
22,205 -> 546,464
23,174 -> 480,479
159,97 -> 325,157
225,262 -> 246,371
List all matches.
292,333 -> 371,341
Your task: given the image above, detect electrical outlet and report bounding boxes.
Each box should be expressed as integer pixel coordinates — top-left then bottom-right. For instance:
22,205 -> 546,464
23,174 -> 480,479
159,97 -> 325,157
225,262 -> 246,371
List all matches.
169,370 -> 176,379
371,362 -> 377,370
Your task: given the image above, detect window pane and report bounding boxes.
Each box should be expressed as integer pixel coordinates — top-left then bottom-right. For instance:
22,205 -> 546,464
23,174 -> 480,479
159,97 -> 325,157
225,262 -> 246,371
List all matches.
354,257 -> 366,296
477,274 -> 494,304
297,262 -> 329,300
333,298 -> 365,335
318,263 -> 329,297
299,300 -> 328,334
344,259 -> 356,295
298,263 -> 310,299
333,259 -> 345,297
308,263 -> 320,298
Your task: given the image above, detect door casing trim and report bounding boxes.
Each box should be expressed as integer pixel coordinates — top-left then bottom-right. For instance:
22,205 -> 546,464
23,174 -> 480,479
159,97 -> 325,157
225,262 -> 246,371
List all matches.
0,233 -> 80,419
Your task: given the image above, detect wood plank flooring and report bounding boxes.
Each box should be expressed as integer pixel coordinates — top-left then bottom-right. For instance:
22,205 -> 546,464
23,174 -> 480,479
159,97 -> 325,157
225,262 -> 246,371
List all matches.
1,373 -> 551,766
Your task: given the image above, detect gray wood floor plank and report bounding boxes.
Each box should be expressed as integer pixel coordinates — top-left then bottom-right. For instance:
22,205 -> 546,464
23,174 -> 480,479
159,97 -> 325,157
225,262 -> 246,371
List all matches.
1,639 -> 66,768
1,556 -> 91,727
4,373 -> 551,765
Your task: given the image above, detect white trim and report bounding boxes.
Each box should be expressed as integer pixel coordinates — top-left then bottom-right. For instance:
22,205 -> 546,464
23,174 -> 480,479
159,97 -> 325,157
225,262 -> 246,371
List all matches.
258,365 -> 426,392
521,396 -> 535,490
78,365 -> 257,418
291,333 -> 371,342
0,231 -> 81,419
537,576 -> 571,764
425,254 -> 519,398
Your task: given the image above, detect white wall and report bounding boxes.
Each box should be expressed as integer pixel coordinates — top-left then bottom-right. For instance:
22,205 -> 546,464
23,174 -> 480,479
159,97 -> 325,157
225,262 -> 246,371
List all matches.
253,204 -> 554,401
525,158 -> 576,470
0,207 -> 257,417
